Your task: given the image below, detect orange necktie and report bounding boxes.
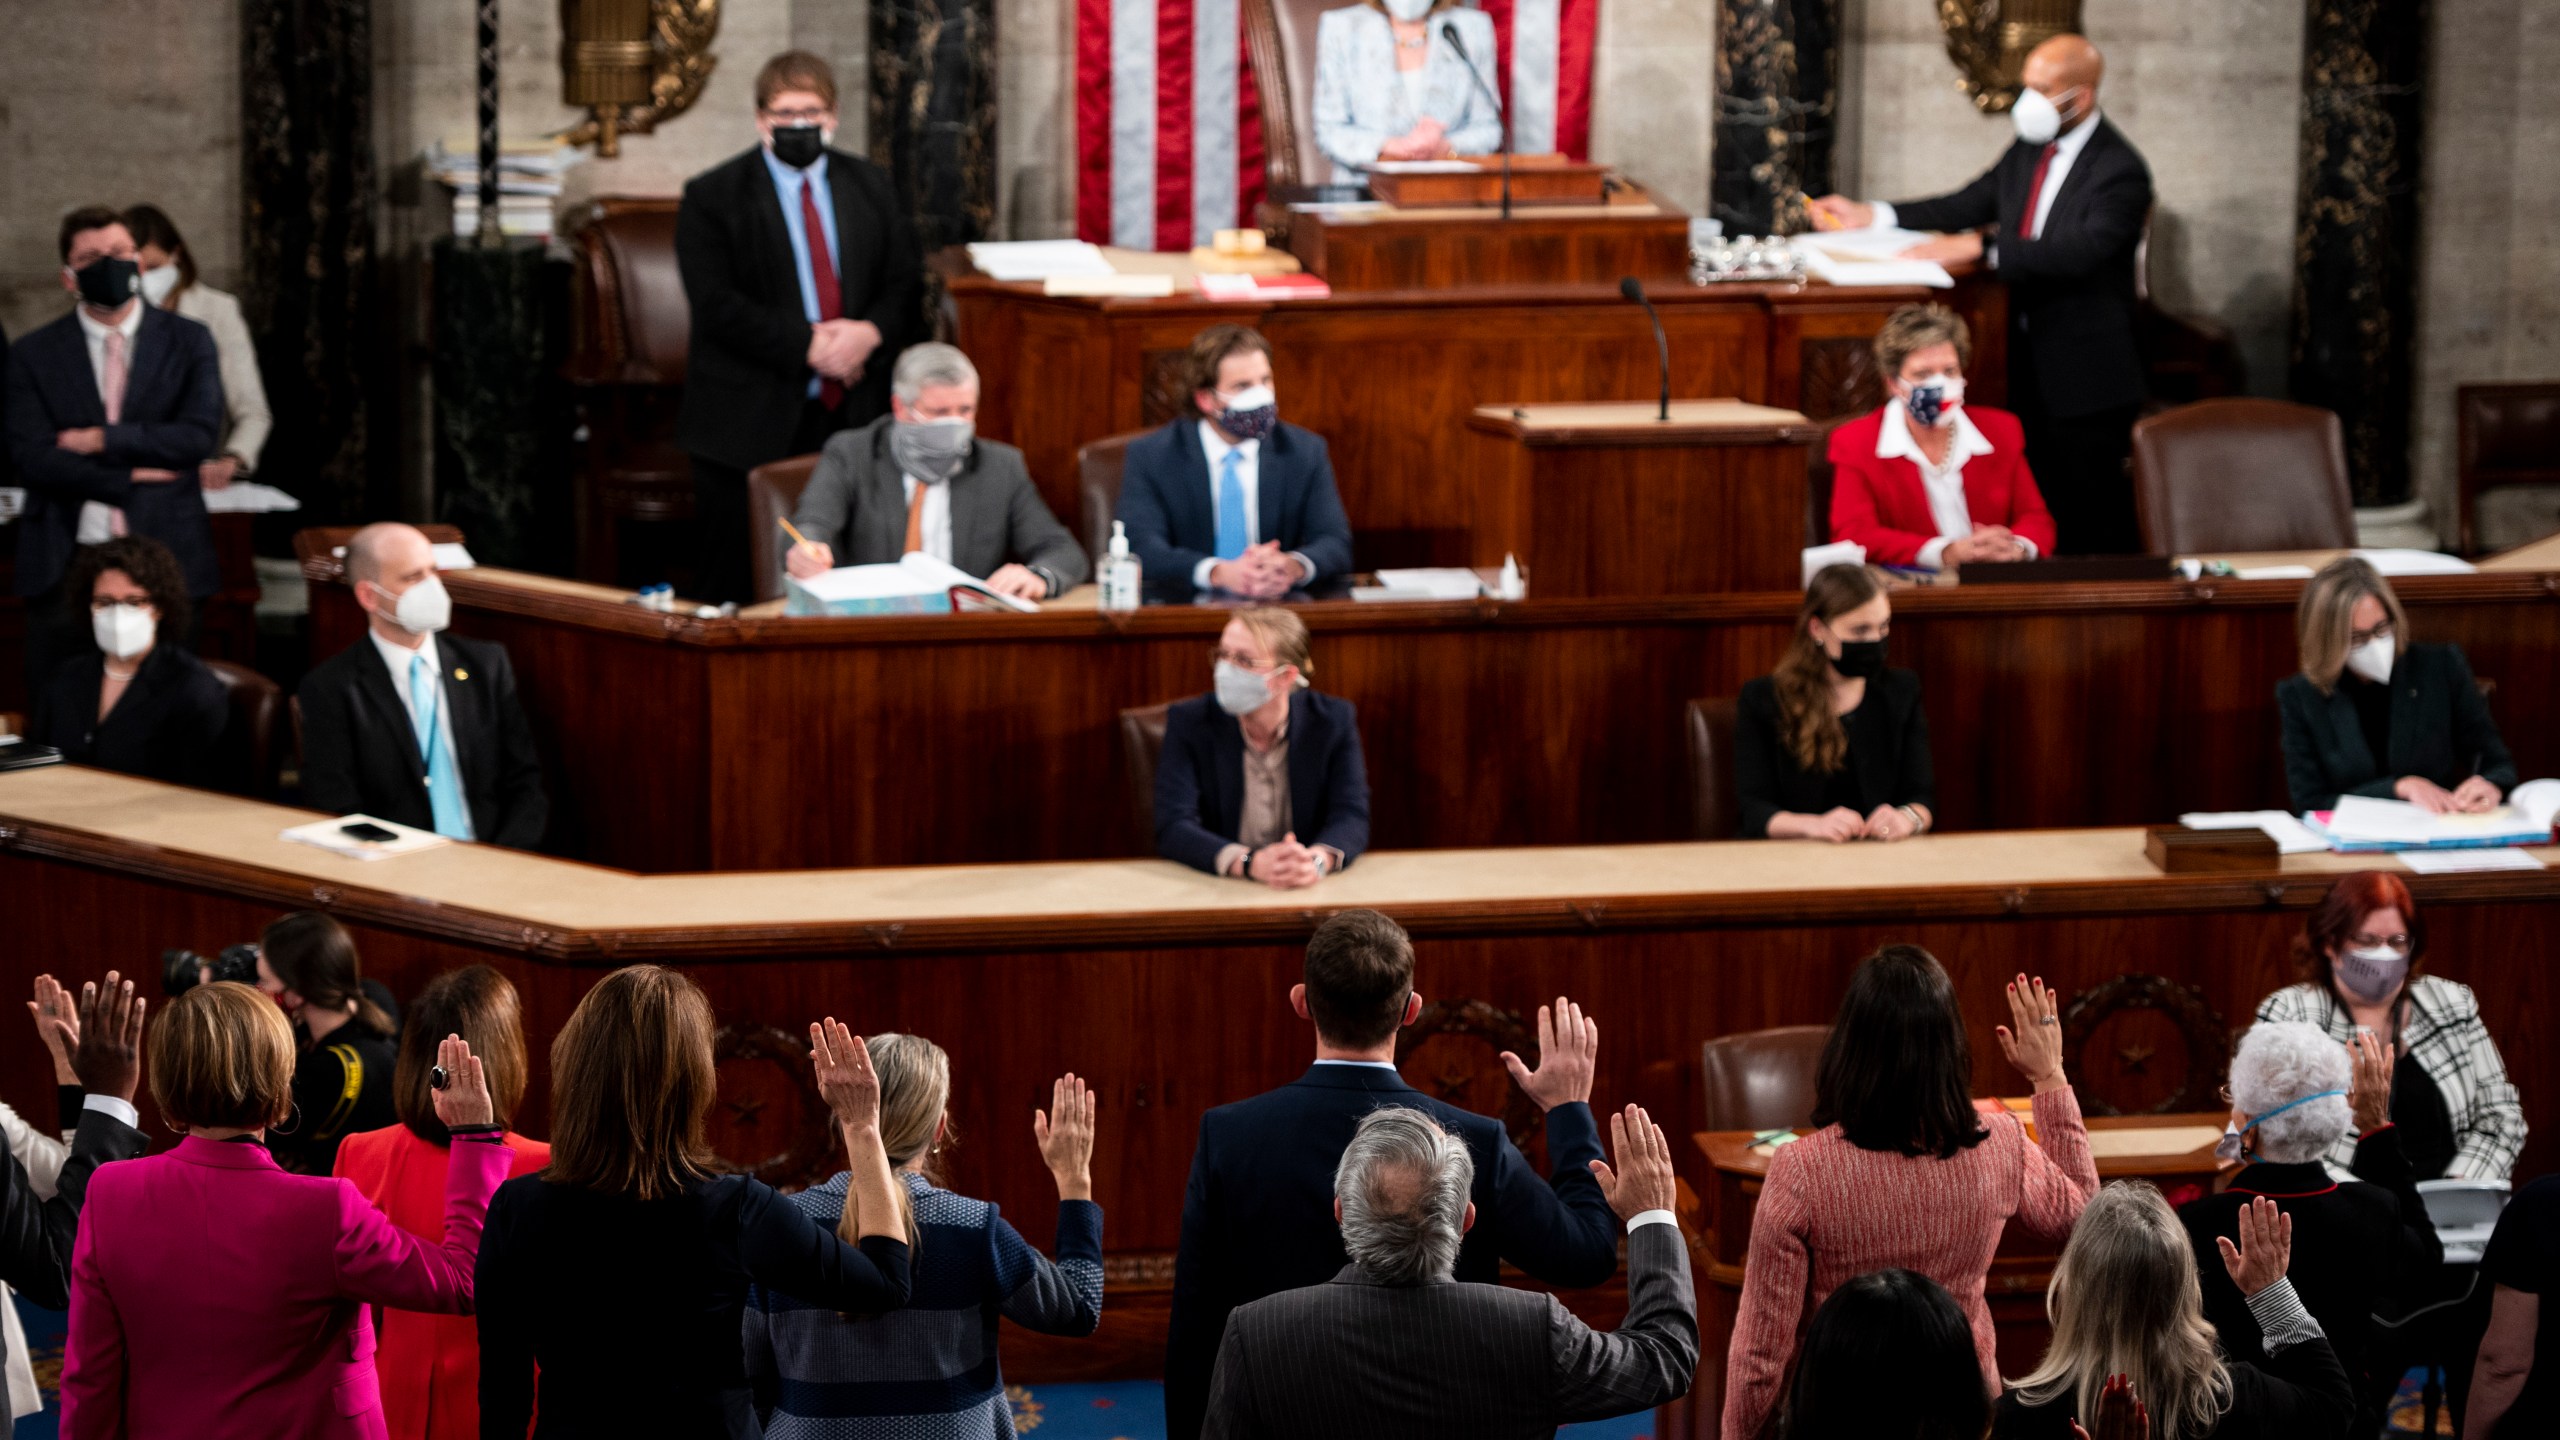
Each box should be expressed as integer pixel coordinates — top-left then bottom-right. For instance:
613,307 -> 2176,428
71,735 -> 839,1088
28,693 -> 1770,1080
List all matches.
903,481 -> 927,555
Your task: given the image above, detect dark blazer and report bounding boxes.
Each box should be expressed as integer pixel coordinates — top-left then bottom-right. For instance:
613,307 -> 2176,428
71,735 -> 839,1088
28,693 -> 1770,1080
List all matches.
2276,642 -> 2516,813
1115,418 -> 1354,594
0,1106 -> 149,1376
4,305 -> 224,598
475,1172 -> 913,1440
296,632 -> 549,849
1994,1329 -> 2354,1440
1892,119 -> 2153,419
791,415 -> 1090,595
1155,688 -> 1371,874
2181,1128 -> 2441,1432
1733,669 -> 1935,838
674,147 -> 925,470
1202,1222 -> 1696,1440
1164,1063 -> 1622,1440
31,644 -> 228,787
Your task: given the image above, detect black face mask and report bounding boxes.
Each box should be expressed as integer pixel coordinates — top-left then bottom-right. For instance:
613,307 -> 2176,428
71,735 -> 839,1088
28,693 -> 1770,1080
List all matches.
769,124 -> 826,169
73,256 -> 140,310
1830,638 -> 1888,679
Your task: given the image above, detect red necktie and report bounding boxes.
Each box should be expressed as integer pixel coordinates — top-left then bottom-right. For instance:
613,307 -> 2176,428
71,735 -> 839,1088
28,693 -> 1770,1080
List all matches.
2018,142 -> 2059,239
799,177 -> 844,409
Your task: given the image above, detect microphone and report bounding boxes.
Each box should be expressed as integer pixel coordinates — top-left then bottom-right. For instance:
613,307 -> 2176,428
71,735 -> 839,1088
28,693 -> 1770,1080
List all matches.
1440,21 -> 1513,221
1620,276 -> 1671,422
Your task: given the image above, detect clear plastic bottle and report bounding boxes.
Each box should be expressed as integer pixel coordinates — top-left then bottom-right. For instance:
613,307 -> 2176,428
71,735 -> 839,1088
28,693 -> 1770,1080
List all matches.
1100,520 -> 1142,611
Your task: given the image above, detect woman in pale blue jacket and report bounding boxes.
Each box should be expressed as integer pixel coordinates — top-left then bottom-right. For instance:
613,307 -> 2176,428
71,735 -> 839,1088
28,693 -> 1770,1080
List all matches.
1312,1 -> 1503,179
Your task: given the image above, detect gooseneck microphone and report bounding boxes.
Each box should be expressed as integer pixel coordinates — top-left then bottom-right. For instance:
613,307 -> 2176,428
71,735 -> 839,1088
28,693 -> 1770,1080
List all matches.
1440,22 -> 1513,221
1620,276 -> 1671,422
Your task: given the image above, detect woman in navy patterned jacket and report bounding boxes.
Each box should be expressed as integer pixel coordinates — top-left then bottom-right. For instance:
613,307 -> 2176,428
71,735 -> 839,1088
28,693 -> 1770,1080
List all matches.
746,1035 -> 1104,1438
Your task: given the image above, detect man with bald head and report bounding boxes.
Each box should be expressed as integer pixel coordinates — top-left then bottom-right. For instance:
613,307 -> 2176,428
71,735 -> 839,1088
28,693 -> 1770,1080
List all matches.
1812,33 -> 2153,554
296,522 -> 547,846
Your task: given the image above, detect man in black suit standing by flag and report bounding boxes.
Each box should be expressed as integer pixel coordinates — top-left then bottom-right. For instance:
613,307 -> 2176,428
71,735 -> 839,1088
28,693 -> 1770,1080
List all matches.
1812,35 -> 2153,554
675,50 -> 924,602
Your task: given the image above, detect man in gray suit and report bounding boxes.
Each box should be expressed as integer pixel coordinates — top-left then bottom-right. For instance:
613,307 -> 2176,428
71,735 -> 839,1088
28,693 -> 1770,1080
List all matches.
1202,1103 -> 1697,1440
781,342 -> 1089,599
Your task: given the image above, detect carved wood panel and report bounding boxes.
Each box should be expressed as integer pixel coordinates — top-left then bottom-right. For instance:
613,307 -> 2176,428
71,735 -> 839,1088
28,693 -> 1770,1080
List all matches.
1798,337 -> 1884,421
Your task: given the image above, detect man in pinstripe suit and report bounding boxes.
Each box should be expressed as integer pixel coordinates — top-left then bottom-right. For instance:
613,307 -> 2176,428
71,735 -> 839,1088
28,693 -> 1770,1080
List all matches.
1200,1103 -> 1697,1440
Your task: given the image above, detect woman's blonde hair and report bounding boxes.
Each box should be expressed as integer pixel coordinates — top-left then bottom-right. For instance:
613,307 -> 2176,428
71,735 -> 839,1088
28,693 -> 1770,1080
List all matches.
150,981 -> 296,1132
1871,304 -> 1972,379
543,966 -> 719,1200
2295,557 -> 2408,694
2010,1183 -> 2232,1440
1232,606 -> 1315,682
836,1033 -> 953,1252
1771,564 -> 1888,773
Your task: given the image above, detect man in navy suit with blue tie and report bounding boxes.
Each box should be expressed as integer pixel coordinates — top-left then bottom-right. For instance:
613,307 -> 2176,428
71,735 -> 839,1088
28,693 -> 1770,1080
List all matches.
1114,324 -> 1354,598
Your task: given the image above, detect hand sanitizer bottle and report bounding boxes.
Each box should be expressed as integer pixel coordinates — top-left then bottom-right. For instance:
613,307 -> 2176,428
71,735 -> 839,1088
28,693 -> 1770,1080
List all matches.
1101,520 -> 1142,611
1497,553 -> 1526,600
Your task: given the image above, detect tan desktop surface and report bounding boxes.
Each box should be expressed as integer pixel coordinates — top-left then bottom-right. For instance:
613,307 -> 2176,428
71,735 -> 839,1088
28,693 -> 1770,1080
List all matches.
1475,399 -> 1809,430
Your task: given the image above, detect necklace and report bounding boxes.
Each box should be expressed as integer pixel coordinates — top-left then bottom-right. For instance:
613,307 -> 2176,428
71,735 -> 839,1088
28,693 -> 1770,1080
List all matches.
1397,33 -> 1425,49
103,662 -> 139,682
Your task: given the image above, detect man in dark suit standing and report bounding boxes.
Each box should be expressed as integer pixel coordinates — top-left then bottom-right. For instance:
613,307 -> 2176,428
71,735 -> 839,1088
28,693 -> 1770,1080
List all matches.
1202,1104 -> 1695,1439
6,206 -> 223,692
677,50 -> 925,603
1811,35 -> 2153,554
1164,910 -> 1621,1440
780,342 -> 1088,599
297,522 -> 548,848
1115,325 -> 1354,599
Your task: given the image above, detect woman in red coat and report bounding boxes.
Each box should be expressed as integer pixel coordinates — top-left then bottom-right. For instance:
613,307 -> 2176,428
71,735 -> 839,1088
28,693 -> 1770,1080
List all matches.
1828,304 -> 2057,572
335,965 -> 552,1440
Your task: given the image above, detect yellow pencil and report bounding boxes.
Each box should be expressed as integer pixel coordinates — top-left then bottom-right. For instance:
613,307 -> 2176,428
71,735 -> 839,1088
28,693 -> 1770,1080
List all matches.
778,516 -> 813,548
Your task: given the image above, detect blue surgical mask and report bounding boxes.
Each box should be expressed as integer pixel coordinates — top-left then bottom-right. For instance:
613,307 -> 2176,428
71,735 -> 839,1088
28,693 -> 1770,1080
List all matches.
1215,385 -> 1278,442
1213,659 -> 1276,716
2214,1088 -> 2348,1164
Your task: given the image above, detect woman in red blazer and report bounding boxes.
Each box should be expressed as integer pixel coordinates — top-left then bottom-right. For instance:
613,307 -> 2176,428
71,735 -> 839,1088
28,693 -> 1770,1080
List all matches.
336,966 -> 552,1440
1828,305 -> 2057,571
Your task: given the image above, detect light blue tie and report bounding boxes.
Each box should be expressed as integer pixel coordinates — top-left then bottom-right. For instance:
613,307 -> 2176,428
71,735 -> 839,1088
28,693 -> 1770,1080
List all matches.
408,653 -> 475,841
1213,448 -> 1249,561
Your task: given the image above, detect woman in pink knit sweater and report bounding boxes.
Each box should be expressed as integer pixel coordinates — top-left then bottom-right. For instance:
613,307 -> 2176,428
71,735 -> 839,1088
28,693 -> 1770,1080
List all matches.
1721,945 -> 2099,1440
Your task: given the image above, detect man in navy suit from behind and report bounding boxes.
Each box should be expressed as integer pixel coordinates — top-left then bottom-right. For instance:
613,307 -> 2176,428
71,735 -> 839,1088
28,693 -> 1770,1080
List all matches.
1163,908 -> 1620,1440
1113,324 -> 1353,599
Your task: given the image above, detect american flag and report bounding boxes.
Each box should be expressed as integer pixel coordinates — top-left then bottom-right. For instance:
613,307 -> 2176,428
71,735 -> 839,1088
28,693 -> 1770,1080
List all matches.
1075,0 -> 1599,251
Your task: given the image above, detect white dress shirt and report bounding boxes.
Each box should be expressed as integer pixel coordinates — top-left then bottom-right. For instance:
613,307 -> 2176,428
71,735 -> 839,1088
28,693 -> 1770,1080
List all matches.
73,303 -> 145,544
1869,109 -> 2101,247
1194,421 -> 1318,591
1873,402 -> 2028,570
898,473 -> 954,564
368,627 -> 474,838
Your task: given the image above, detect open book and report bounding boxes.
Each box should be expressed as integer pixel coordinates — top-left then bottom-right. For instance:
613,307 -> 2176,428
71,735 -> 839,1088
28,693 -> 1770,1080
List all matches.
784,553 -> 1040,617
2304,784 -> 2560,852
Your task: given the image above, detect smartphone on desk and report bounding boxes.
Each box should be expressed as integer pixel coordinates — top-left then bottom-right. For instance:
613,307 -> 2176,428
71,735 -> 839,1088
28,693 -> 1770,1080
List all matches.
339,821 -> 402,844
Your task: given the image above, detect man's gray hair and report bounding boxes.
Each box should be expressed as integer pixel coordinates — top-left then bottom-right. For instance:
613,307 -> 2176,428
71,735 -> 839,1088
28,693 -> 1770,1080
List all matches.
1335,1107 -> 1474,1286
891,342 -> 979,403
2228,1020 -> 2354,1164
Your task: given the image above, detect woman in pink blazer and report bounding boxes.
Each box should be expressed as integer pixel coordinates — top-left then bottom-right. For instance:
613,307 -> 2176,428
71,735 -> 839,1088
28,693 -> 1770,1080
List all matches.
60,980 -> 510,1440
1827,305 -> 2057,571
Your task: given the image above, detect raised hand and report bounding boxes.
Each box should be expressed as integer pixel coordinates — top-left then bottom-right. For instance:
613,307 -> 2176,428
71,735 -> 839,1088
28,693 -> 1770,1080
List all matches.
2215,1194 -> 2293,1299
1501,996 -> 1598,1112
2071,1374 -> 2151,1440
29,974 -> 81,1086
2347,1029 -> 2395,1135
69,971 -> 146,1105
1586,1104 -> 1676,1223
1034,1072 -> 1098,1201
811,1018 -> 882,1133
429,1033 -> 496,1129
1995,973 -> 2068,1092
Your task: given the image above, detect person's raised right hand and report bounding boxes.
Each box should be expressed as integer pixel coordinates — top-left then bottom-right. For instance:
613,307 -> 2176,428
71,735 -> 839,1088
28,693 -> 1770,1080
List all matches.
28,974 -> 81,1087
1034,1072 -> 1097,1201
2071,1374 -> 2151,1440
786,540 -> 835,579
1806,195 -> 1874,232
1587,1104 -> 1676,1223
811,1018 -> 882,1133
2215,1194 -> 2293,1299
2347,1029 -> 2395,1134
429,1032 -> 496,1129
68,972 -> 146,1106
1501,997 -> 1598,1113
1994,973 -> 2068,1093
2395,775 -> 2458,815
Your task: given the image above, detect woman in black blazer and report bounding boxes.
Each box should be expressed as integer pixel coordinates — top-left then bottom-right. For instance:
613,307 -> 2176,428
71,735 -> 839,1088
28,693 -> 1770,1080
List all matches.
29,536 -> 225,786
2276,558 -> 2517,814
1734,564 -> 1934,841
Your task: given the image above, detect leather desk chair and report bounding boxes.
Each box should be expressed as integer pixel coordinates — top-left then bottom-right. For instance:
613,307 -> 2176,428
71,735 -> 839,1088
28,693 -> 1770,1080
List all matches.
204,659 -> 284,798
2133,398 -> 2355,555
1077,432 -> 1147,568
1684,698 -> 1739,840
1244,0 -> 1333,194
1119,702 -> 1173,855
746,456 -> 822,604
2455,382 -> 2560,555
1699,1025 -> 1832,1134
564,198 -> 691,585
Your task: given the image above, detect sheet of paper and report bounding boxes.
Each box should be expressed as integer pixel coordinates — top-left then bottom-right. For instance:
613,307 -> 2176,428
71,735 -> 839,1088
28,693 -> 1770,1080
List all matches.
2512,778 -> 2560,833
1370,567 -> 1487,600
2235,564 -> 2318,580
2322,794 -> 2552,848
279,814 -> 451,861
1365,160 -> 1480,174
1287,200 -> 1391,216
2397,847 -> 2546,874
201,481 -> 303,514
432,543 -> 477,571
1801,540 -> 1866,587
963,239 -> 1114,282
1788,233 -> 1954,289
2178,810 -> 2329,854
1042,273 -> 1175,298
1792,226 -> 1934,260
2353,547 -> 2475,577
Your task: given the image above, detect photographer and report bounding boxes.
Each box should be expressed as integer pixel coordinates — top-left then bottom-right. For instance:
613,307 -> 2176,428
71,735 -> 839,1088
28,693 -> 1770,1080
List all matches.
254,912 -> 399,1175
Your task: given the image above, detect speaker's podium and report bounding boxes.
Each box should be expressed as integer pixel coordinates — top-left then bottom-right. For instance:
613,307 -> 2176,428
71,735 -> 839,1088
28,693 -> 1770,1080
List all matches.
1464,400 -> 1817,597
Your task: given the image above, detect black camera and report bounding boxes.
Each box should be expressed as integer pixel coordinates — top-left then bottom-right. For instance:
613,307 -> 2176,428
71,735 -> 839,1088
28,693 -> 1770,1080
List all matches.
162,943 -> 259,997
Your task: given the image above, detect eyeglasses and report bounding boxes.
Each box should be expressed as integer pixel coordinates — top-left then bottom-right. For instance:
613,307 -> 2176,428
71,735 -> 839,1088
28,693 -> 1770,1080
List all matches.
2349,618 -> 2394,648
89,598 -> 153,614
1210,647 -> 1274,670
763,107 -> 830,125
2348,933 -> 2412,953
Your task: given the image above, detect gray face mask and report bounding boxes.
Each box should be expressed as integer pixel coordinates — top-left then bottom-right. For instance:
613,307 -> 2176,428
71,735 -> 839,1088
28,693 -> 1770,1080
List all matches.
2335,944 -> 2412,1004
1214,660 -> 1276,716
889,417 -> 973,483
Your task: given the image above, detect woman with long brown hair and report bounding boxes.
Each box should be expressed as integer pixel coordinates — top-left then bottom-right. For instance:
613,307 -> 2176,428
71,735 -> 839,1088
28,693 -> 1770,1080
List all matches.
474,965 -> 911,1439
1733,563 -> 1937,841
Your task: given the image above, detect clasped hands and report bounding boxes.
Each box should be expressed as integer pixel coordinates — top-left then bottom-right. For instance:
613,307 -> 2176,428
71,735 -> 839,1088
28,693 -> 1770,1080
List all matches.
1208,541 -> 1304,599
1785,803 -> 1929,844
1377,116 -> 1450,162
806,318 -> 883,386
56,428 -> 180,484
2396,773 -> 2502,816
1804,194 -> 1985,264
1943,525 -> 2030,568
1245,831 -> 1327,889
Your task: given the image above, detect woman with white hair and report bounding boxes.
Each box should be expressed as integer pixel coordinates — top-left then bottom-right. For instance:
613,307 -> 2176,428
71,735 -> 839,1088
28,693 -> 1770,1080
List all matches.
2180,1022 -> 2441,1434
1996,1184 -> 2354,1439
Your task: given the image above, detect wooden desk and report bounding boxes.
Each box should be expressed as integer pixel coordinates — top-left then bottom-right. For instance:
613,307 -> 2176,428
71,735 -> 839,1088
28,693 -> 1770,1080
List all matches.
1278,185 -> 1694,290
4,770 -> 2555,1378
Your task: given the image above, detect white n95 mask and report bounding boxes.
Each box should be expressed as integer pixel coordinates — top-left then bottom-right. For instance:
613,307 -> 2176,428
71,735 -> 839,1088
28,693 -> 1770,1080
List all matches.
2012,87 -> 2067,145
382,574 -> 453,635
2345,634 -> 2395,686
93,603 -> 155,660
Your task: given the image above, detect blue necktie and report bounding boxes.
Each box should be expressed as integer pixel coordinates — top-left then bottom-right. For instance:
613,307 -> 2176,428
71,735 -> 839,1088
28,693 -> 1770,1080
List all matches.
408,653 -> 475,841
1214,448 -> 1249,561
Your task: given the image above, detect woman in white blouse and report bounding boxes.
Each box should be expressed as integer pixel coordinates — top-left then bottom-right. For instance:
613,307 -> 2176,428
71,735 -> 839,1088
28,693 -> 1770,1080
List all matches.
123,204 -> 273,493
1311,1 -> 1502,179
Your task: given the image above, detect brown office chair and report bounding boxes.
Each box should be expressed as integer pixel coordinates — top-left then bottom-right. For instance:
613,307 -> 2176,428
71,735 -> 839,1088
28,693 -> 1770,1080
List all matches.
563,197 -> 692,583
2132,209 -> 2244,409
1119,702 -> 1173,855
2132,398 -> 2355,555
1699,1025 -> 1832,1133
1243,0 -> 1334,193
1684,698 -> 1739,840
203,660 -> 284,798
746,455 -> 823,603
1078,431 -> 1147,569
2455,382 -> 2560,555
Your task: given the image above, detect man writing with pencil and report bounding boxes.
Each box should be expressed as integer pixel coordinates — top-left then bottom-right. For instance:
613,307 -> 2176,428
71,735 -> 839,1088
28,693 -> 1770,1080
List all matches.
781,343 -> 1089,600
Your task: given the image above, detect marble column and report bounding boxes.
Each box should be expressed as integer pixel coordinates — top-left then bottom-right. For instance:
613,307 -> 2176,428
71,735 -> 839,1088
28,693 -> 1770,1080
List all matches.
431,240 -> 573,570
1710,0 -> 1840,235
2290,0 -> 2429,508
871,0 -> 998,259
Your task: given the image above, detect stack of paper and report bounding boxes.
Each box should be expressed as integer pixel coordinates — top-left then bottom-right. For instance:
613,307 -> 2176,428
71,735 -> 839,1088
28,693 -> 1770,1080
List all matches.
1353,568 -> 1487,603
202,482 -> 303,515
2308,794 -> 2555,852
281,815 -> 451,861
964,240 -> 1116,282
427,138 -> 581,239
785,553 -> 1038,616
2178,811 -> 2329,854
1788,229 -> 1953,289
1800,540 -> 1867,587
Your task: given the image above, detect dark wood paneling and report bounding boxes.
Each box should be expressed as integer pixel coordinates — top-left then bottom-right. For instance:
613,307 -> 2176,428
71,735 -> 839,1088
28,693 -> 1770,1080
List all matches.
1285,205 -> 1695,291
1467,428 -> 1812,594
